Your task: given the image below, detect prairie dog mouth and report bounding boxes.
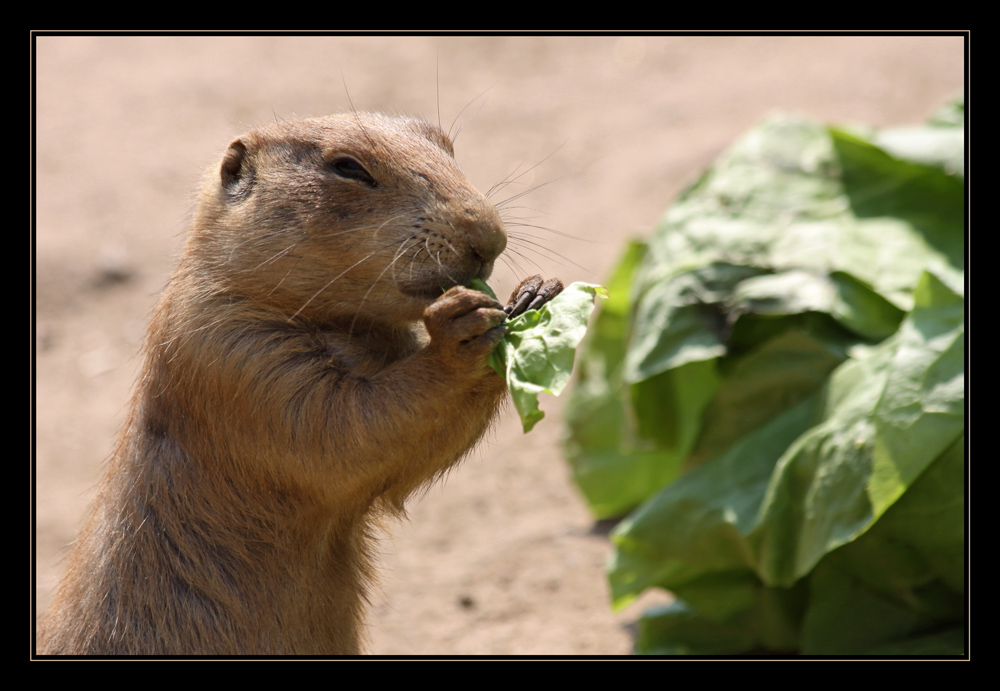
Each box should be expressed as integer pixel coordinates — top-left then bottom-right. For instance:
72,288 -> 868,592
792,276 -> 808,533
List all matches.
397,259 -> 496,300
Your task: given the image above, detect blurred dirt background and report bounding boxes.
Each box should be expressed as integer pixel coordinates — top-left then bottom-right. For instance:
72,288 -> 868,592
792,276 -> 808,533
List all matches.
33,33 -> 966,656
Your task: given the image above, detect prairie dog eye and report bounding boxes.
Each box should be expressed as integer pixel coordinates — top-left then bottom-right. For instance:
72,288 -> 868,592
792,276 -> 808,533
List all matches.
327,155 -> 375,186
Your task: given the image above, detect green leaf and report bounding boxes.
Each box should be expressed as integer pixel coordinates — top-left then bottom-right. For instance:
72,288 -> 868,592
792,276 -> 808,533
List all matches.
868,270 -> 966,513
469,276 -> 498,301
689,325 -> 848,469
474,279 -> 606,433
634,600 -> 756,655
565,241 -> 727,517
800,437 -> 966,654
928,93 -> 965,128
751,272 -> 964,587
608,397 -> 819,608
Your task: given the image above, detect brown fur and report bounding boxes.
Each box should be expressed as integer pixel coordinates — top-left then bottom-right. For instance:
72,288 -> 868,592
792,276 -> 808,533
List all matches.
38,112 -> 555,655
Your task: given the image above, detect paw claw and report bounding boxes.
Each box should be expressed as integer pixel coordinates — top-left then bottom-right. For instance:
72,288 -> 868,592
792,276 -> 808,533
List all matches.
505,276 -> 564,319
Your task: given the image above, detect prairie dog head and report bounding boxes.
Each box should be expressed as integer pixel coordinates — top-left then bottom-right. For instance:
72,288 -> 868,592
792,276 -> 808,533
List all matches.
188,112 -> 507,324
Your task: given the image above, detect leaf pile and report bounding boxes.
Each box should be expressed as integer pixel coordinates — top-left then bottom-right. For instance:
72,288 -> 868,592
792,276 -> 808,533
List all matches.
564,98 -> 965,655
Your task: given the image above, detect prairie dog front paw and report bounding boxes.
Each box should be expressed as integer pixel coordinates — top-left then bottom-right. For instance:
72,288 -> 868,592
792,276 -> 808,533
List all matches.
423,286 -> 507,362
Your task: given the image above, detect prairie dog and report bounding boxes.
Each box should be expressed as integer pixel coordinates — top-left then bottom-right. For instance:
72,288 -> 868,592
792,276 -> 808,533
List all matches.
38,112 -> 562,655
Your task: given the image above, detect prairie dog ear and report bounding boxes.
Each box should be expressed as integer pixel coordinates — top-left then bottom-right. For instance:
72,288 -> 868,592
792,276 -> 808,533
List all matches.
220,138 -> 253,195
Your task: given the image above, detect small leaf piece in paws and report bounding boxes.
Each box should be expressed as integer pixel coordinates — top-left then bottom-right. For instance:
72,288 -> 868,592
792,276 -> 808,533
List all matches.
493,281 -> 607,432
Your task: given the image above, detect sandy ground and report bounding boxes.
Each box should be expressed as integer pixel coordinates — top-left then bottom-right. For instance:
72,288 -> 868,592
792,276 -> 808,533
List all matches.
32,33 -> 966,657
